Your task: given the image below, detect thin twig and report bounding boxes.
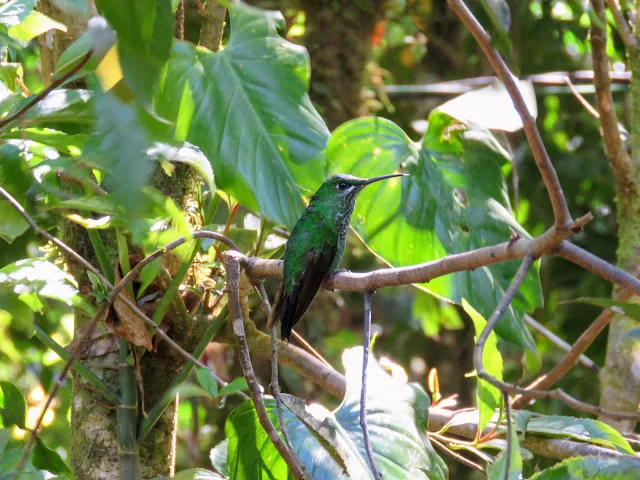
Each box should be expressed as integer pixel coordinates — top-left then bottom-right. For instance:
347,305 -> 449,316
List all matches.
254,283 -> 305,473
291,331 -> 333,368
475,255 -> 640,420
523,314 -> 599,372
361,291 -> 382,479
590,0 -> 633,186
224,252 -> 307,479
447,0 -> 572,229
502,391 -> 512,480
0,186 -> 239,392
564,76 -> 600,119
428,408 -> 637,460
513,303 -> 628,408
429,436 -> 486,473
0,50 -> 93,131
605,0 -> 637,51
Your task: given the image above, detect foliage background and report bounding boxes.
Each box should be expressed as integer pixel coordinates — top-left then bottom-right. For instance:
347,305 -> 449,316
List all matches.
0,0 -> 635,478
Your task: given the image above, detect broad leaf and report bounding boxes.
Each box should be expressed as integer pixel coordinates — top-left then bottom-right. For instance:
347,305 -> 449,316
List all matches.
0,144 -> 31,242
95,0 -> 173,105
463,300 -> 503,435
196,368 -> 219,398
0,0 -> 37,27
0,258 -> 80,306
209,439 -> 229,477
8,11 -> 66,41
481,0 -> 511,33
7,89 -> 94,127
529,457 -> 640,479
33,438 -> 73,478
437,79 -> 537,132
147,142 -> 215,194
224,347 -> 447,479
218,377 -> 248,397
525,416 -> 634,455
326,114 -> 541,349
155,2 -> 329,228
0,381 -> 26,428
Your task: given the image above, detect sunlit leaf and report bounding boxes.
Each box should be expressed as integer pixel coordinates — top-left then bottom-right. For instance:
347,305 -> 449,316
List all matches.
155,2 -> 329,228
8,89 -> 94,127
327,114 -> 541,349
95,0 -> 173,105
0,0 -> 37,28
463,300 -> 503,435
0,144 -> 31,242
8,11 -> 66,41
147,142 -> 215,194
524,415 -> 634,455
437,79 -> 537,132
209,439 -> 229,477
224,347 -> 447,479
529,457 -> 640,479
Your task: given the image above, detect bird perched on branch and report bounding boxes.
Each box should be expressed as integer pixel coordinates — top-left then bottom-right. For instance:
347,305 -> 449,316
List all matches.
267,172 -> 408,340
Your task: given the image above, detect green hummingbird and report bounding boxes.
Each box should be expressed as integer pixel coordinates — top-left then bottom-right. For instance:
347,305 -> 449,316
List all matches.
268,172 -> 408,340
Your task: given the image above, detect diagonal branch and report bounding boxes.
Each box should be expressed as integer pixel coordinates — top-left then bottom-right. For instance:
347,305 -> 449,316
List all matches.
223,251 -> 307,479
605,0 -> 637,52
447,0 -> 572,229
591,0 -> 633,187
361,291 -> 382,479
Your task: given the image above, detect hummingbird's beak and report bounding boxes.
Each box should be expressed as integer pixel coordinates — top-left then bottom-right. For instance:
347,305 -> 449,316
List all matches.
362,172 -> 408,185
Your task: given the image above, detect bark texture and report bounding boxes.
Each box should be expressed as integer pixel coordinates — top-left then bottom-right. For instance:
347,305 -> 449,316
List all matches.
300,0 -> 385,129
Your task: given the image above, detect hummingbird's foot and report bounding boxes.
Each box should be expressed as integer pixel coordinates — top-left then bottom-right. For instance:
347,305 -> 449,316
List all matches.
324,269 -> 350,291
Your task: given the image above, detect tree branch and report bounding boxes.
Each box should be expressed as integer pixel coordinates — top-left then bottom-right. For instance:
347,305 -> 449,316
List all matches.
591,0 -> 633,187
447,0 -> 572,229
428,408 -> 638,460
523,314 -> 599,372
605,0 -> 637,52
0,49 -> 92,132
223,251 -> 307,479
199,0 -> 227,52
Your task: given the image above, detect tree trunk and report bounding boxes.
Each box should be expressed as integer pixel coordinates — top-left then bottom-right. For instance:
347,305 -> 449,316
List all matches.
35,2 -> 204,475
300,0 -> 385,130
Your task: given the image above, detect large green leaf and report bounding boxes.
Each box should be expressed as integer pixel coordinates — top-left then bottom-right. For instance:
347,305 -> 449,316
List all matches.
8,10 -> 66,42
326,114 -> 542,349
7,89 -> 94,127
221,347 -> 447,479
95,0 -> 173,105
0,258 -> 80,307
0,381 -> 26,429
529,457 -> 640,479
0,0 -> 37,27
524,416 -> 634,455
33,438 -> 73,478
155,2 -> 329,228
0,144 -> 32,242
463,300 -> 503,435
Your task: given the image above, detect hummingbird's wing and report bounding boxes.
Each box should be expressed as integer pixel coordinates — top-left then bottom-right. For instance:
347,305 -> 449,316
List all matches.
271,242 -> 337,341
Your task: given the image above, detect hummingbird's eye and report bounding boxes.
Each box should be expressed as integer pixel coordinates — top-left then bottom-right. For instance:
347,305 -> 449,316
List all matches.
337,182 -> 348,190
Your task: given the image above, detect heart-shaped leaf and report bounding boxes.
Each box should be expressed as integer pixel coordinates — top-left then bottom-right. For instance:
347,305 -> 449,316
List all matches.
326,114 -> 542,349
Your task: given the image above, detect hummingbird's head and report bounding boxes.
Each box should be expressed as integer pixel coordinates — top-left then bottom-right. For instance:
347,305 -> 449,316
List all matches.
320,172 -> 407,198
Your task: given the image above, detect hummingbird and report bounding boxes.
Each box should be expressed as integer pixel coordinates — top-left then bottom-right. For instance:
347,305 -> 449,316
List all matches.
267,172 -> 407,340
